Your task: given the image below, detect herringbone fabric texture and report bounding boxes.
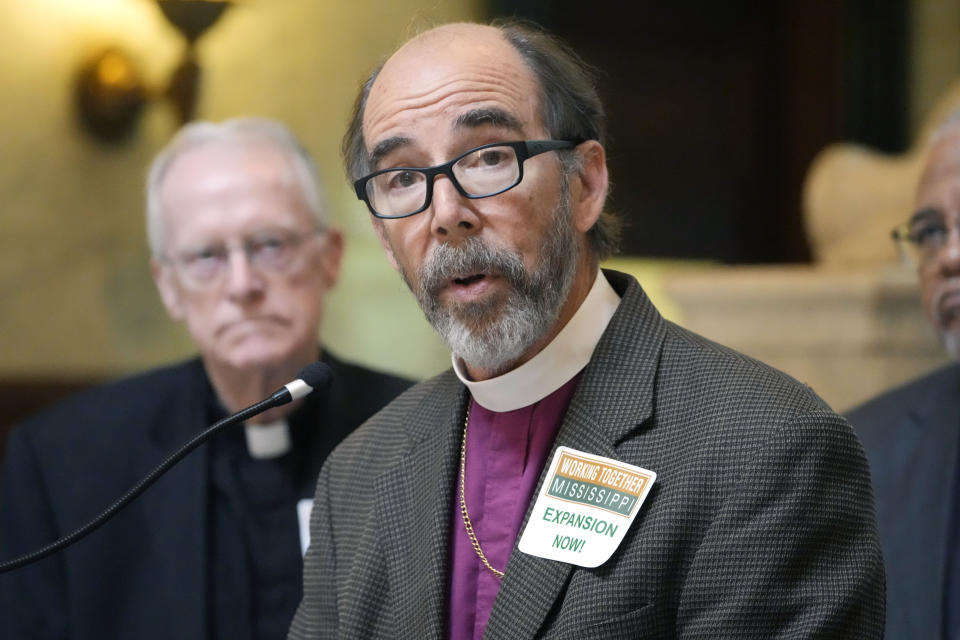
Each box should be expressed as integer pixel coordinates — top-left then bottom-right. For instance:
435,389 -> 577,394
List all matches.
289,270 -> 885,639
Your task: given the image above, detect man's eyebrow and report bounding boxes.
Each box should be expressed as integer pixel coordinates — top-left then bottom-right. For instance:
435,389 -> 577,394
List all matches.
910,206 -> 943,225
367,109 -> 522,170
369,136 -> 411,170
454,108 -> 523,132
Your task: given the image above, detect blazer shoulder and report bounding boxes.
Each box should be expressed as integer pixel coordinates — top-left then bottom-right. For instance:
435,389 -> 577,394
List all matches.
848,363 -> 958,423
588,269 -> 822,418
846,363 -> 960,450
13,359 -> 206,447
323,352 -> 415,406
661,319 -> 833,416
322,370 -> 458,473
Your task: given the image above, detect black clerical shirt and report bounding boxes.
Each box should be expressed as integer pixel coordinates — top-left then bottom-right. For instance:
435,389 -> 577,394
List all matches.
207,403 -> 315,640
203,354 -> 413,639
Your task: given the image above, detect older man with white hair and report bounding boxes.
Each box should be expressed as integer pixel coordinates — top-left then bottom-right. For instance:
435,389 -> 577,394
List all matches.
849,112 -> 960,640
0,118 -> 412,640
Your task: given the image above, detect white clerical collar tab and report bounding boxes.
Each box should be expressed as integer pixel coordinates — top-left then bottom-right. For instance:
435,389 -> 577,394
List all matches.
454,269 -> 621,412
518,446 -> 656,568
244,420 -> 291,459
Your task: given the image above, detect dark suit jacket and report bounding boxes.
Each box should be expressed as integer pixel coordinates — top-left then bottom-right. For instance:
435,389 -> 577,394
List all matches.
848,363 -> 960,640
0,352 -> 412,639
290,270 -> 885,639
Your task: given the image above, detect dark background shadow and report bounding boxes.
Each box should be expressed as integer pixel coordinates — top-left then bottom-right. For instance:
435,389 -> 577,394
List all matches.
489,0 -> 909,263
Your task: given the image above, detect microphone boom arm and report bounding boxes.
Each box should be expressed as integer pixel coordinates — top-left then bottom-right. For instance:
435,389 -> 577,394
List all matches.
0,377 -> 312,574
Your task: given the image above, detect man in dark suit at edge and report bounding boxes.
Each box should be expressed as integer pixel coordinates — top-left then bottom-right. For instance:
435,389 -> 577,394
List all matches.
848,111 -> 960,639
289,21 -> 885,639
0,117 -> 412,639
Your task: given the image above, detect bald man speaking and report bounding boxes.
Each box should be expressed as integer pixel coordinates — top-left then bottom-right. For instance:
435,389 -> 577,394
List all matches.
290,21 -> 884,640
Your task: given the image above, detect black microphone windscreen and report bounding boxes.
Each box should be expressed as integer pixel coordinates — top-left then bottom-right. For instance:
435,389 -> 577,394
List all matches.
297,361 -> 334,390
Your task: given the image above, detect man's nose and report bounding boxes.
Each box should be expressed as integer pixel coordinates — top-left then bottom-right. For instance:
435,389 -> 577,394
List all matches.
940,234 -> 960,271
224,247 -> 266,299
429,175 -> 482,241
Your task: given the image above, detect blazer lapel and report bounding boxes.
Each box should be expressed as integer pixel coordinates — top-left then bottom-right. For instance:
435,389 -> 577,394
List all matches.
485,271 -> 666,638
374,374 -> 467,639
882,369 -> 960,637
142,364 -> 211,639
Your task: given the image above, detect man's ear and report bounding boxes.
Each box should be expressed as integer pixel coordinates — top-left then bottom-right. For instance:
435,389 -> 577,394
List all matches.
152,259 -> 185,321
317,228 -> 345,288
569,140 -> 609,234
372,218 -> 400,271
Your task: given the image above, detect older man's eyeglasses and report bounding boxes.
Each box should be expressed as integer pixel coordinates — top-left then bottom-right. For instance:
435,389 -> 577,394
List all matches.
892,212 -> 960,267
164,228 -> 322,287
354,140 -> 578,219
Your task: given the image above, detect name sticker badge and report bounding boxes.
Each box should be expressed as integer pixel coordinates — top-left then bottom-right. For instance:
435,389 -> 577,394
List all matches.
518,446 -> 656,568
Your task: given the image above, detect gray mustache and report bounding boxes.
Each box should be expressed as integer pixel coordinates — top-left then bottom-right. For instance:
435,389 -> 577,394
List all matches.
418,238 -> 527,298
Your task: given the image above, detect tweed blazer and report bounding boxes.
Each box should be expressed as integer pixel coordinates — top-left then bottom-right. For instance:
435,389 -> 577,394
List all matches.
290,270 -> 885,639
847,363 -> 960,640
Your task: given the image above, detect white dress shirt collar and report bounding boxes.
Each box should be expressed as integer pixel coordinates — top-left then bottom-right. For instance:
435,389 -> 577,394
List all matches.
453,269 -> 621,412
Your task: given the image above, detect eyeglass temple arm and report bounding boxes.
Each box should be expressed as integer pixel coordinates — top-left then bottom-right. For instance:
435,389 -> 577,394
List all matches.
891,224 -> 911,242
524,140 -> 579,156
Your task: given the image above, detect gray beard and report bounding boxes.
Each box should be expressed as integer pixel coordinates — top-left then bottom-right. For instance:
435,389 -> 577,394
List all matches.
406,187 -> 578,376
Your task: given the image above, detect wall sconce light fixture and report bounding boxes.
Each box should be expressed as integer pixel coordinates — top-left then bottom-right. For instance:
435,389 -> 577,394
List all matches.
74,0 -> 232,143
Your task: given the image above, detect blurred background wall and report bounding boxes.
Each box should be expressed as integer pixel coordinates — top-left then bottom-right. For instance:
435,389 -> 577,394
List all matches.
0,0 -> 958,433
0,0 -> 482,409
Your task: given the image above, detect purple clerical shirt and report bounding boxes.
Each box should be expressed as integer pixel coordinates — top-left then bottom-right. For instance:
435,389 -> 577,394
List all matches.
446,373 -> 582,640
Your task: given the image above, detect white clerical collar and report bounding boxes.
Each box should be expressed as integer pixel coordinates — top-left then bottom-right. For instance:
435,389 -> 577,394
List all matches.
453,269 -> 621,412
244,420 -> 291,459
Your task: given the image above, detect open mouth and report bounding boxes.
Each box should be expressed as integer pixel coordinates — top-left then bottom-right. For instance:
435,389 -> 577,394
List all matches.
440,271 -> 498,303
453,273 -> 486,286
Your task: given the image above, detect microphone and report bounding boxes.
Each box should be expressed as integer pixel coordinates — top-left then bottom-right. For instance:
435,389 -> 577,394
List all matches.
270,361 -> 334,405
0,361 -> 333,574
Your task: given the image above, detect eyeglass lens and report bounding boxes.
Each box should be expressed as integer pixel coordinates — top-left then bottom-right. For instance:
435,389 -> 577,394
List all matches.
365,144 -> 521,218
172,229 -> 314,285
906,214 -> 960,261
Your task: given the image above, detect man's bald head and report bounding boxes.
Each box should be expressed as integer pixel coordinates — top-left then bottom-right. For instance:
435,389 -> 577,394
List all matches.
342,20 -> 620,260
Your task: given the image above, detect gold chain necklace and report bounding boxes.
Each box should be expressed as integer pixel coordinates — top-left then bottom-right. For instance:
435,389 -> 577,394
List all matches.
459,403 -> 505,579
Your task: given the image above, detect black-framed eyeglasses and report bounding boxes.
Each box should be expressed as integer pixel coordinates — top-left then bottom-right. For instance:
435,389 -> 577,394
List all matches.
354,139 -> 578,219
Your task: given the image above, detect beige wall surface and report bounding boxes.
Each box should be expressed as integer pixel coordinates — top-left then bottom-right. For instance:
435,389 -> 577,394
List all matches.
0,0 -> 482,381
910,0 -> 960,137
